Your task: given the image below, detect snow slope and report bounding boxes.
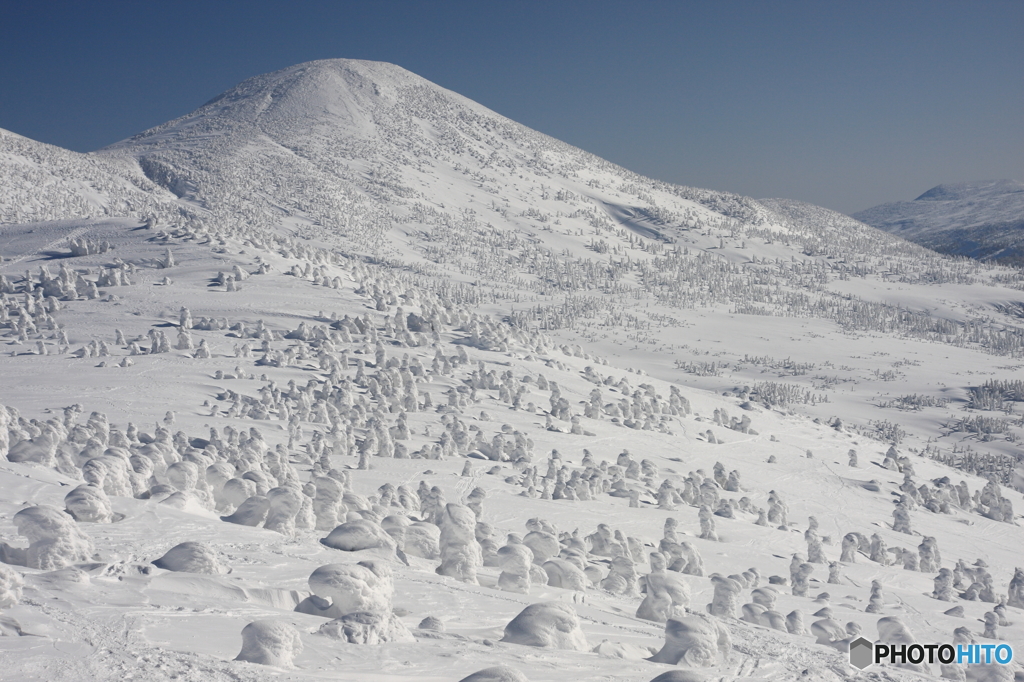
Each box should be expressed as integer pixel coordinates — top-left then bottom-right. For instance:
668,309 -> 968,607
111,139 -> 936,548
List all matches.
0,128 -> 184,225
1,59 -> 1023,682
853,180 -> 1024,266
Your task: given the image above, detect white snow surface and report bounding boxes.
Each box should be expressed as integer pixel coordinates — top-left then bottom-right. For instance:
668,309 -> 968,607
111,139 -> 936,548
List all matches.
0,59 -> 1022,681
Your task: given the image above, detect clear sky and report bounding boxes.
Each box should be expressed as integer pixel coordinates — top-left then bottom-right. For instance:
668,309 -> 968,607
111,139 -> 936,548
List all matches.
1,0 -> 1021,214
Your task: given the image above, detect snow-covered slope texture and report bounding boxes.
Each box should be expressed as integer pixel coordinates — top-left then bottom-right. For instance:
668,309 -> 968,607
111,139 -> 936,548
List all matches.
98,60 -> 1024,358
10,55 -> 1024,493
1,58 -> 1024,682
99,59 -> 788,255
0,128 -> 185,225
853,180 -> 1024,265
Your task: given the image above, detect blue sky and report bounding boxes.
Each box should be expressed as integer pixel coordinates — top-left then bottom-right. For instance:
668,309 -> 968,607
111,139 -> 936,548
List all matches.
1,0 -> 1021,213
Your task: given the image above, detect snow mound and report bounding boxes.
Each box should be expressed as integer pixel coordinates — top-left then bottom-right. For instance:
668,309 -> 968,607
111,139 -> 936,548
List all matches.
300,560 -> 412,644
220,494 -> 269,526
647,672 -> 711,682
500,602 -> 588,650
320,518 -> 398,553
457,666 -> 531,682
300,560 -> 393,618
152,541 -> 228,574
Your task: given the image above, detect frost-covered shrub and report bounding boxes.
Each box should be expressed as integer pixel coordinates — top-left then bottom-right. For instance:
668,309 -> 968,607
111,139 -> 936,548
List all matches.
317,610 -> 414,644
234,620 -> 302,667
542,557 -> 588,591
497,544 -> 533,593
523,529 -> 559,564
1008,568 -> 1024,609
6,420 -> 64,467
298,560 -> 413,644
698,505 -> 717,541
750,586 -> 777,610
918,536 -> 941,573
0,407 -> 10,460
865,580 -> 884,613
0,563 -> 24,608
661,539 -> 704,576
810,618 -> 847,645
876,616 -> 928,674
805,527 -> 825,564
706,574 -> 742,618
600,555 -> 639,597
933,568 -> 955,601
982,611 -> 1000,640
299,561 -> 392,619
436,503 -> 482,584
636,552 -> 690,623
263,487 -> 302,534
840,533 -> 859,563
82,452 -> 135,498
387,517 -> 440,560
648,612 -> 731,666
64,484 -> 114,523
0,505 -> 96,570
312,475 -> 345,531
791,562 -> 813,597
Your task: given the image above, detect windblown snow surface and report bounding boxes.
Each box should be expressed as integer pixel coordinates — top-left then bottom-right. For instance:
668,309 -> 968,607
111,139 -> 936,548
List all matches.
1,59 -> 1023,682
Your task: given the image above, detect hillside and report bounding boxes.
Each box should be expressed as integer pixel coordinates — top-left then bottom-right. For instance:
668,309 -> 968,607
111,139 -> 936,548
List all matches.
1,59 -> 1023,682
0,127 -> 184,225
853,180 -> 1024,266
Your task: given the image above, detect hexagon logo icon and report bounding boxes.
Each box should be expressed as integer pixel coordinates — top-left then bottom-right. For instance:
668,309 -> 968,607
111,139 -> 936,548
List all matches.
849,637 -> 874,669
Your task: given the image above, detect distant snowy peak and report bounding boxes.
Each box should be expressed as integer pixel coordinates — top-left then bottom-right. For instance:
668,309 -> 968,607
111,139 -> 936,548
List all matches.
102,58 -> 566,162
2,57 -> 953,272
107,60 -> 452,148
914,179 -> 1023,202
94,58 -> 784,253
853,180 -> 1024,265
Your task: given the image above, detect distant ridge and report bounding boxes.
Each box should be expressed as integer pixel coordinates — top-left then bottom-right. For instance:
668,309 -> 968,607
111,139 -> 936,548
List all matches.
853,180 -> 1024,266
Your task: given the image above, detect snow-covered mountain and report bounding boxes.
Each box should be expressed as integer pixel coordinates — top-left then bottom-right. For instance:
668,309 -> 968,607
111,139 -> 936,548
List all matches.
853,180 -> 1024,266
0,127 -> 182,225
1,59 -> 1023,682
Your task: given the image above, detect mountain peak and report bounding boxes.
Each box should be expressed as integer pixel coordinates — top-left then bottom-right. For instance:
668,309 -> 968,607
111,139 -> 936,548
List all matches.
913,179 -> 1024,202
200,58 -> 428,109
853,179 -> 1024,264
105,58 -> 496,154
